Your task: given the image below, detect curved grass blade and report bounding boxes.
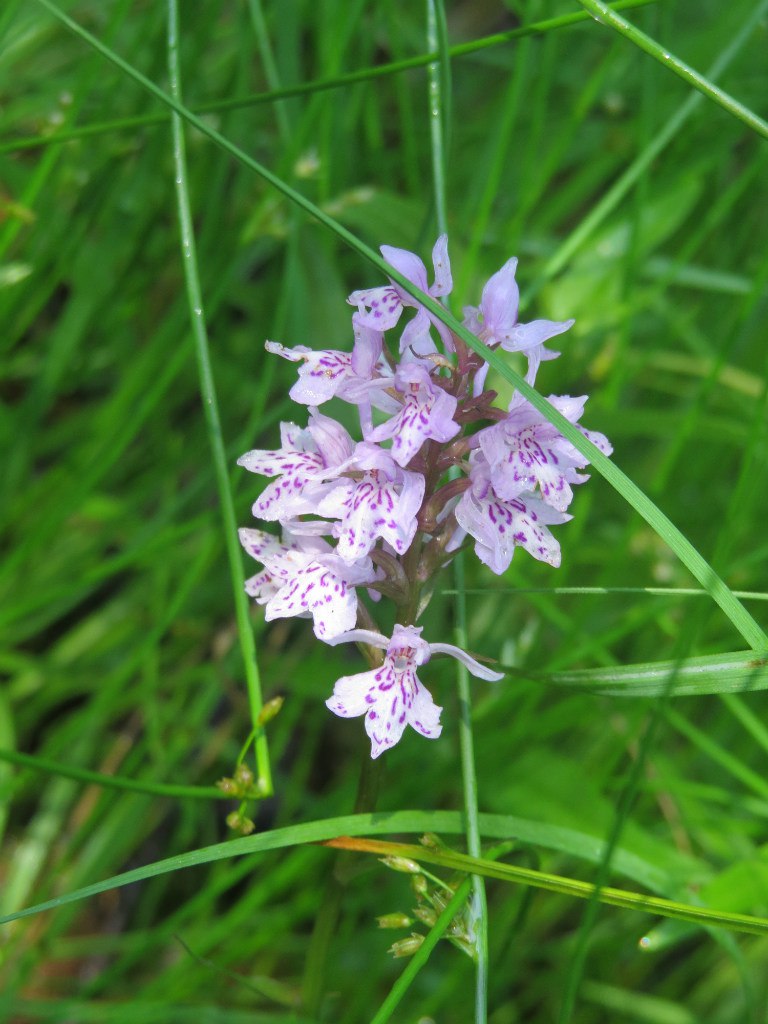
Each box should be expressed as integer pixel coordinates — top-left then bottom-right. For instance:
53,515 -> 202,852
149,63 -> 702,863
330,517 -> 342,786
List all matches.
33,0 -> 768,655
0,808 -> 708,928
577,0 -> 768,141
519,650 -> 768,698
325,837 -> 768,939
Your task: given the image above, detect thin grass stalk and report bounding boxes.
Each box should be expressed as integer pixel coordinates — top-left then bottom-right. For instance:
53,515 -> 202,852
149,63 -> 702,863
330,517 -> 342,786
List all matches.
166,0 -> 272,795
0,748 -> 226,801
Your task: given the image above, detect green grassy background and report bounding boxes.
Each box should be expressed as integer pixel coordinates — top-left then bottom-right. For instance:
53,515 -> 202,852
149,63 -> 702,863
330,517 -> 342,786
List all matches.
1,1 -> 767,1021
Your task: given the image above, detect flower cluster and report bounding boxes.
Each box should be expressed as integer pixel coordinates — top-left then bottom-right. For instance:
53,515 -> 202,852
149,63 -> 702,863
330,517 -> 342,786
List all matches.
239,238 -> 611,758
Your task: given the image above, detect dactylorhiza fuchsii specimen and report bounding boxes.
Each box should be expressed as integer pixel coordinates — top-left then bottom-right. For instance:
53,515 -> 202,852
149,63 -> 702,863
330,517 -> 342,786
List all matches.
238,237 -> 612,758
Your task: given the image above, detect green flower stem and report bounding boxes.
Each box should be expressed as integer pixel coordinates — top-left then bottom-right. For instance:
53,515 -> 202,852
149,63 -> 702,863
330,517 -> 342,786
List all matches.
6,0 -> 657,156
427,4 -> 487,1019
577,0 -> 768,142
166,0 -> 271,795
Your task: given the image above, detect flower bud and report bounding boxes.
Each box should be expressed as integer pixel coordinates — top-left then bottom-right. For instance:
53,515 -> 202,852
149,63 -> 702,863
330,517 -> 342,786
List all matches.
413,905 -> 438,927
388,933 -> 425,958
411,873 -> 429,896
258,696 -> 284,726
376,913 -> 413,930
234,763 -> 254,787
226,811 -> 255,835
379,855 -> 422,875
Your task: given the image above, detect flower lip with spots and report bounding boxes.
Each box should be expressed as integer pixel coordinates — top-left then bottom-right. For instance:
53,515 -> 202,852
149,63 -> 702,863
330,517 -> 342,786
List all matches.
366,361 -> 460,468
239,527 -> 377,640
325,624 -> 502,758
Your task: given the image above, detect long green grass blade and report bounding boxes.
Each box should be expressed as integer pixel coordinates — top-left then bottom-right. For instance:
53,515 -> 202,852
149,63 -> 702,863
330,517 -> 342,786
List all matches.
0,808 -> 707,927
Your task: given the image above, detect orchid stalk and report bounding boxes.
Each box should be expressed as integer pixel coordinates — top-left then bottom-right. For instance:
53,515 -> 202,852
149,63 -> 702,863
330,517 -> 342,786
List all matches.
239,237 -> 612,758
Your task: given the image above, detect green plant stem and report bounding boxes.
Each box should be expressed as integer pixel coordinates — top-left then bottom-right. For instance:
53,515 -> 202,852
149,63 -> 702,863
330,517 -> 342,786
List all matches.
427,5 -> 488,1019
577,0 -> 768,141
166,0 -> 271,795
4,0 -> 657,156
325,837 -> 768,938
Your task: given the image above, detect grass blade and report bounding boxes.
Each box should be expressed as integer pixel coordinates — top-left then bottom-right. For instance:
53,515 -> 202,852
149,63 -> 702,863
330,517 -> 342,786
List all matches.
577,0 -> 768,141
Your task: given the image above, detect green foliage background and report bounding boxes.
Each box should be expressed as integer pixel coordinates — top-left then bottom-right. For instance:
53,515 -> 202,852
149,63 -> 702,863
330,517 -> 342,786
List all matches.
1,1 -> 767,1021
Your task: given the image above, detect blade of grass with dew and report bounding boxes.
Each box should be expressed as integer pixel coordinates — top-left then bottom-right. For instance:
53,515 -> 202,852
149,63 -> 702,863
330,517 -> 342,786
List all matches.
577,0 -> 768,141
167,0 -> 271,795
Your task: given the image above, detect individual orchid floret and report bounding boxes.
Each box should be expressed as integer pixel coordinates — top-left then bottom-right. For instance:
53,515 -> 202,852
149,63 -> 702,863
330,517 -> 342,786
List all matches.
325,624 -> 503,758
479,393 -> 613,512
237,410 -> 354,521
349,234 -> 455,353
239,527 -> 376,640
265,317 -> 394,407
366,362 -> 460,467
455,451 -> 569,574
318,443 -> 425,563
462,256 -> 573,384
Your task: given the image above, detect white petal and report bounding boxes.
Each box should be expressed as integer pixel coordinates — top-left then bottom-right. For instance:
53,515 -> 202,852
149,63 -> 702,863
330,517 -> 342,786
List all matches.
428,643 -> 504,681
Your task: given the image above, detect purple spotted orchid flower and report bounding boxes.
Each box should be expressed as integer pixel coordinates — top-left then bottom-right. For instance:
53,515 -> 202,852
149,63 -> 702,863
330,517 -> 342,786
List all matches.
325,624 -> 503,759
349,234 -> 455,354
239,236 -> 612,757
366,361 -> 460,467
239,527 -> 377,640
463,256 -> 574,387
237,410 -> 355,521
479,392 -> 613,512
